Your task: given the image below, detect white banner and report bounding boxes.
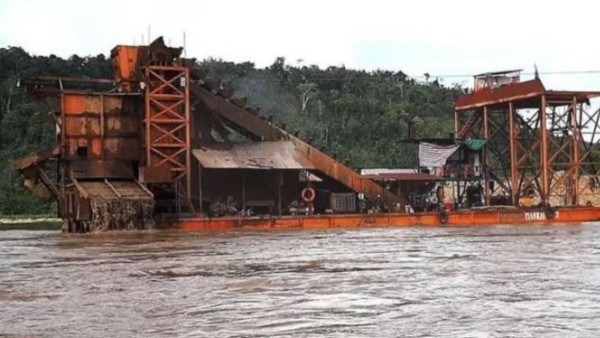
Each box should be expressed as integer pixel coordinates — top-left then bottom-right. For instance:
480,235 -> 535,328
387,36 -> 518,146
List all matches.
418,142 -> 459,168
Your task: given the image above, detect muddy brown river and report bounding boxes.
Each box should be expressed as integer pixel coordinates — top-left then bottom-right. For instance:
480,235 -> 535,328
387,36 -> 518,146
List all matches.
1,224 -> 600,337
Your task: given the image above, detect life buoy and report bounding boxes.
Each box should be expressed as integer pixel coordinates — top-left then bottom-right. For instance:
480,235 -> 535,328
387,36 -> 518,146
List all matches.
439,210 -> 449,224
301,187 -> 316,203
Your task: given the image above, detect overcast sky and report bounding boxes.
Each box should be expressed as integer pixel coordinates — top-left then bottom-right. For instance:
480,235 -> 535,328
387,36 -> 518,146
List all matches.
1,0 -> 599,89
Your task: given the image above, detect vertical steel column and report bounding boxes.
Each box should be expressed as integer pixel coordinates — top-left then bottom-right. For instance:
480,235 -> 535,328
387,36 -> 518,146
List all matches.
540,95 -> 549,202
144,72 -> 152,169
571,95 -> 580,205
198,165 -> 203,214
100,95 -> 105,159
184,68 -> 191,204
59,94 -> 66,218
483,106 -> 490,205
278,172 -> 283,216
242,172 -> 246,212
508,102 -> 519,205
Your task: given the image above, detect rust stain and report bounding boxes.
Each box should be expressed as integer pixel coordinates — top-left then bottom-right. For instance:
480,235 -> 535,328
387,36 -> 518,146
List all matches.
194,141 -> 315,170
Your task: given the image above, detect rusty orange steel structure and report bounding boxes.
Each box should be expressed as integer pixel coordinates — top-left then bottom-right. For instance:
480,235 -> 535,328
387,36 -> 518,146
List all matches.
455,71 -> 600,207
144,65 -> 192,210
15,39 -> 600,232
111,41 -> 193,211
15,38 -> 406,232
176,206 -> 600,231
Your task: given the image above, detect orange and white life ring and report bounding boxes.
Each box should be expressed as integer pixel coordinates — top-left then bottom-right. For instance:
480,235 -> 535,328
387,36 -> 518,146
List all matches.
301,187 -> 316,203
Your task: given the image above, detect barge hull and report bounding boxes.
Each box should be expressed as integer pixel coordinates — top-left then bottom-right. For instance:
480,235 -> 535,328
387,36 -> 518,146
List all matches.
175,207 -> 600,231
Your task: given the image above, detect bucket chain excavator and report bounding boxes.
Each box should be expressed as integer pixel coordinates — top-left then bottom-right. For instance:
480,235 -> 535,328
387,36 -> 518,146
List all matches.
14,37 -> 402,232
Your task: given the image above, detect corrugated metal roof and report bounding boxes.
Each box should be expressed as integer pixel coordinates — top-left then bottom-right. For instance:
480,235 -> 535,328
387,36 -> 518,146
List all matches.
545,90 -> 600,102
360,168 -> 418,175
473,69 -> 522,77
455,79 -> 546,111
361,173 -> 441,181
360,168 -> 440,181
193,141 -> 316,170
456,79 -> 600,111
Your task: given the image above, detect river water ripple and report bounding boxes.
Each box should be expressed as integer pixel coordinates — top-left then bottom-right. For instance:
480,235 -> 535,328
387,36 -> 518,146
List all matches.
1,224 -> 600,337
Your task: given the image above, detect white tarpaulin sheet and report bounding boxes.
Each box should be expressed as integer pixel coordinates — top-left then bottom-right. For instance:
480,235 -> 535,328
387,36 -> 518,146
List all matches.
418,142 -> 460,167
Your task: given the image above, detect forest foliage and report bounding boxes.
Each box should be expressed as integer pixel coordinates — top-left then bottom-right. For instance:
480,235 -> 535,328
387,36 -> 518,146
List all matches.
0,47 -> 463,214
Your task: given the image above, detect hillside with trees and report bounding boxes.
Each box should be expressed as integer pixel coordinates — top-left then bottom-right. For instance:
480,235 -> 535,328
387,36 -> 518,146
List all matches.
0,47 -> 463,215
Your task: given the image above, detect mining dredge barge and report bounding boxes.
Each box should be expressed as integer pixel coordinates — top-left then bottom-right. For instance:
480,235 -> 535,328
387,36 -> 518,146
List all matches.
14,39 -> 600,232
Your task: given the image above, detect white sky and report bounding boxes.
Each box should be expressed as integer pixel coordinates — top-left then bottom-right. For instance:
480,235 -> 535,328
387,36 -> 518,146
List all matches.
1,0 -> 600,89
